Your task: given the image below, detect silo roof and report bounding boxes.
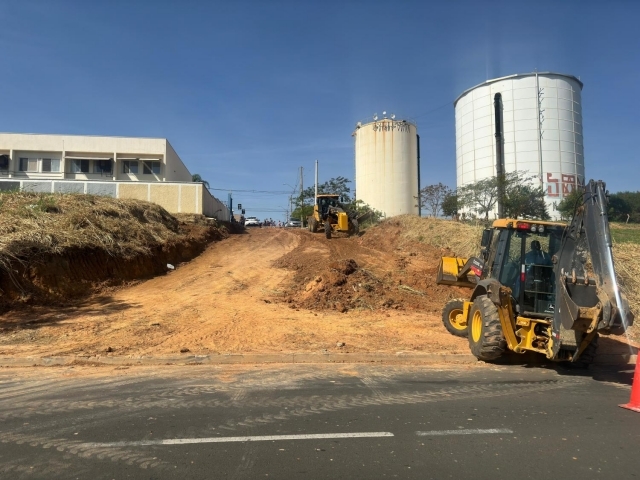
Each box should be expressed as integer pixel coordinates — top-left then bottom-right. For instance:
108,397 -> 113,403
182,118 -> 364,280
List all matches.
453,72 -> 584,107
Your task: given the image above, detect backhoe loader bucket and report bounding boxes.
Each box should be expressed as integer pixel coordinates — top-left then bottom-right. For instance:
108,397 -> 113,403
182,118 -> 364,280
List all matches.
436,256 -> 477,288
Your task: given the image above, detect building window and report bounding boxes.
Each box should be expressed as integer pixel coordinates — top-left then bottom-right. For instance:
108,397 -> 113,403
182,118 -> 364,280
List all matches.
123,161 -> 138,174
42,158 -> 61,172
94,160 -> 113,174
19,158 -> 38,172
143,161 -> 161,175
0,155 -> 9,171
71,159 -> 90,173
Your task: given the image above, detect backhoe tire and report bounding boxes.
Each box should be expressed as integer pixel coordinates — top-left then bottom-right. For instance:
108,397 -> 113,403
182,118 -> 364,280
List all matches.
309,218 -> 317,233
442,299 -> 468,337
325,221 -> 331,239
467,295 -> 506,361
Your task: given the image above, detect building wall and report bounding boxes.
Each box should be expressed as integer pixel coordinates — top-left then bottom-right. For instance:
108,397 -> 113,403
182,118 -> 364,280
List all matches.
0,179 -> 230,220
165,140 -> 193,183
202,186 -> 230,221
0,133 -> 192,184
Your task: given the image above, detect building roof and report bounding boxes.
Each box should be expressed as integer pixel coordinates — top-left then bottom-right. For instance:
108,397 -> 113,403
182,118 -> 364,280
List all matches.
0,132 -> 166,141
453,72 -> 584,107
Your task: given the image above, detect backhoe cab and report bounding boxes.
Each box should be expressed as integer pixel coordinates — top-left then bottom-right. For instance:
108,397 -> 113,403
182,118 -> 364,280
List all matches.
307,194 -> 359,239
437,179 -> 633,366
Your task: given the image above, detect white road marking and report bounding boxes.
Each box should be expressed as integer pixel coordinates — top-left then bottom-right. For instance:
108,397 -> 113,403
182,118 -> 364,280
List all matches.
416,428 -> 513,436
83,432 -> 394,447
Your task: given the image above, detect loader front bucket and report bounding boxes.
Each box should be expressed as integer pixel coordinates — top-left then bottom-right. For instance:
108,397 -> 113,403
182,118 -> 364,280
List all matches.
436,256 -> 477,288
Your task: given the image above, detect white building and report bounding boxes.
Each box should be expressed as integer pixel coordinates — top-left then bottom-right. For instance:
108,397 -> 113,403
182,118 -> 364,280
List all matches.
0,132 -> 191,182
0,133 -> 229,220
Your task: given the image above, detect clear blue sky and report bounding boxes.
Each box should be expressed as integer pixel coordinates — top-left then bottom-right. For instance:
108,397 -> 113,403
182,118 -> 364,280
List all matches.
1,0 -> 638,220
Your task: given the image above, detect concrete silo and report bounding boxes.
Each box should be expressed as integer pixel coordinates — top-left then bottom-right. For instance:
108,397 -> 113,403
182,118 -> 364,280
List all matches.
454,72 -> 585,219
353,116 -> 420,218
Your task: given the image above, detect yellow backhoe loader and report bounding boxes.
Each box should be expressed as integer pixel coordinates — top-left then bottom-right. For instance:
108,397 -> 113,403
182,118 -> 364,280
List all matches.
437,180 -> 633,366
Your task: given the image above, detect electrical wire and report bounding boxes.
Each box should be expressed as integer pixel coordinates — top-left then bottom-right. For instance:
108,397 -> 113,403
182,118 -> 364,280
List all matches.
208,188 -> 292,194
410,101 -> 452,120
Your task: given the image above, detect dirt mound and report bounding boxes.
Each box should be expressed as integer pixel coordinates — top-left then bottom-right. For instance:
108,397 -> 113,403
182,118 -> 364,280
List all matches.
0,192 -> 229,312
274,219 -> 470,314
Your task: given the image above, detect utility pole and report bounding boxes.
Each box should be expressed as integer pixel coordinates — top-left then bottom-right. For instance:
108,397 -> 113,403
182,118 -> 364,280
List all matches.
300,166 -> 304,228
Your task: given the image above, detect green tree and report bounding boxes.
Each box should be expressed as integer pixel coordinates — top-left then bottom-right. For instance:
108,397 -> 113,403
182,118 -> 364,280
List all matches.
609,191 -> 640,222
556,188 -> 584,221
457,177 -> 500,221
301,176 -> 352,202
504,183 -> 549,219
458,171 -> 547,221
441,192 -> 458,218
350,199 -> 384,228
420,183 -> 452,217
192,173 -> 210,189
290,204 -> 314,221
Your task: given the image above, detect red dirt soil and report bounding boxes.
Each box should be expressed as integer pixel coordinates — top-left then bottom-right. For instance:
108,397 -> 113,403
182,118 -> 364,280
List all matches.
0,225 -> 634,360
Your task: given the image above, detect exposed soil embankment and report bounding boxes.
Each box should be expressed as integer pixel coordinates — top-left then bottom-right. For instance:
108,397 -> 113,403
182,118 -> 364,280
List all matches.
0,192 -> 230,312
273,216 -> 473,314
0,215 -> 635,359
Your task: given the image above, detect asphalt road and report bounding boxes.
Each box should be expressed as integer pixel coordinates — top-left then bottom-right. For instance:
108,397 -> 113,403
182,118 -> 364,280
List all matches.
0,363 -> 638,479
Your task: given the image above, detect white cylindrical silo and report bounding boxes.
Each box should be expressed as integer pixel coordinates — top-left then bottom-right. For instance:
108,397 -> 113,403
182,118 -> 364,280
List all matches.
454,72 -> 585,220
353,117 -> 420,218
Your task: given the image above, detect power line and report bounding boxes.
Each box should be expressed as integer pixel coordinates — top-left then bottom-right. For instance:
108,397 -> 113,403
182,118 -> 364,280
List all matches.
410,101 -> 451,120
208,187 -> 291,194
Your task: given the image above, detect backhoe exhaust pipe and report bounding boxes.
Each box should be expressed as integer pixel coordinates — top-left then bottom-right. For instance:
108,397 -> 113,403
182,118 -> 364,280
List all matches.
494,93 -> 505,219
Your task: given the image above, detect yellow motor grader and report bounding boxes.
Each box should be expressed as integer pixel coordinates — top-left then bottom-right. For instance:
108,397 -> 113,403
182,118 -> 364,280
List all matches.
437,180 -> 633,366
307,194 -> 360,239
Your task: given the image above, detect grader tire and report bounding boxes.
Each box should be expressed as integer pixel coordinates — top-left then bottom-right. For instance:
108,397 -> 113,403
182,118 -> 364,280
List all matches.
441,299 -> 468,337
324,221 -> 332,239
350,218 -> 359,236
467,295 -> 506,361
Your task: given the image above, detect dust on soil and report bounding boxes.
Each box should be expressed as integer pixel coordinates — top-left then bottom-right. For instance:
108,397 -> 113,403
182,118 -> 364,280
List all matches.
0,223 -> 634,359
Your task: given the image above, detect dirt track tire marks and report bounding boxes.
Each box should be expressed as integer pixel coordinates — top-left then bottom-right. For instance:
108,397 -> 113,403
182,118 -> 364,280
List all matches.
0,433 -> 167,472
211,378 -> 583,433
0,366 -> 595,476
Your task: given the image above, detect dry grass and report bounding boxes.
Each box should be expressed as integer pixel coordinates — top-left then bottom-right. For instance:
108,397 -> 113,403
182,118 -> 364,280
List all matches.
612,243 -> 640,341
393,215 -> 483,258
0,191 -> 186,271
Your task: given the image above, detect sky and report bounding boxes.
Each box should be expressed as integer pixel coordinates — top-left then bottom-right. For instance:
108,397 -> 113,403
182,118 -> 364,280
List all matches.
0,0 -> 638,220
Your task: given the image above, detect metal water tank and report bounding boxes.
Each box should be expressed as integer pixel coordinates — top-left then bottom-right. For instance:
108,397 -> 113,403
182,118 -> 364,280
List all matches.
353,117 -> 420,218
454,72 -> 585,219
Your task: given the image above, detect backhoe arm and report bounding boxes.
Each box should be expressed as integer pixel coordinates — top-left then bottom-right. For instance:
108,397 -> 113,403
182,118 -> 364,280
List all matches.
553,180 -> 633,341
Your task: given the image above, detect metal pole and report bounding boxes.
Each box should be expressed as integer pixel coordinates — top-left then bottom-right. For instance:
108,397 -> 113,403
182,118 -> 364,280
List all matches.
315,159 -> 318,199
300,166 -> 304,228
535,71 -> 543,189
494,93 -> 504,219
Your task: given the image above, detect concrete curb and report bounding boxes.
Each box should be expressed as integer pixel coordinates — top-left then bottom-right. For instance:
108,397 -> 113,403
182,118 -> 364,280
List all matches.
0,352 -> 634,367
0,352 -> 479,367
